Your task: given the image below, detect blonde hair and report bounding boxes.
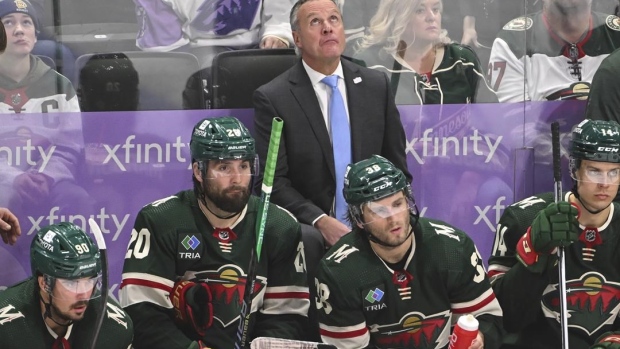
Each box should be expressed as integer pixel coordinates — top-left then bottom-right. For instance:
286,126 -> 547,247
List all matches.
356,0 -> 451,55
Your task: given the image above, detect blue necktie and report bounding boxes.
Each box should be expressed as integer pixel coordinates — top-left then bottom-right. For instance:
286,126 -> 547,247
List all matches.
322,75 -> 351,223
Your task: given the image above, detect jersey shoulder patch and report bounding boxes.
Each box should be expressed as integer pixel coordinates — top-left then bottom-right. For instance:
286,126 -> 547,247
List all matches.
503,16 -> 533,31
606,15 -> 620,31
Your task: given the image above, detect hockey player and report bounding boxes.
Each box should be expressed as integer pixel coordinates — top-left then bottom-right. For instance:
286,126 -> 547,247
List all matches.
315,155 -> 503,349
0,222 -> 133,349
488,0 -> 620,102
487,119 -> 620,348
120,116 -> 310,349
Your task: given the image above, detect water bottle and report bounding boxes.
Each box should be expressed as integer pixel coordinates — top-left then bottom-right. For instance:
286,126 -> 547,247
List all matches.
448,314 -> 479,349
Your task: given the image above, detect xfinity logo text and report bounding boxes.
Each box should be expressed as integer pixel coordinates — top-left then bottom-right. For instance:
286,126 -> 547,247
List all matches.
27,206 -> 130,241
102,135 -> 189,171
406,128 -> 502,165
0,139 -> 55,172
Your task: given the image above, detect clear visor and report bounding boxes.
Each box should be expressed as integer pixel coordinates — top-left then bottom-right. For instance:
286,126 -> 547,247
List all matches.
361,196 -> 410,224
572,167 -> 620,185
202,156 -> 259,179
51,275 -> 102,300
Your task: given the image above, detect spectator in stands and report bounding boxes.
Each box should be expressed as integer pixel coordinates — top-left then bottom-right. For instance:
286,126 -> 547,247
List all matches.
460,0 -> 540,69
135,0 -> 296,109
134,0 -> 294,68
488,0 -> 620,102
354,0 -> 497,104
23,0 -> 76,83
0,207 -> 20,246
253,0 -> 411,339
0,0 -> 92,227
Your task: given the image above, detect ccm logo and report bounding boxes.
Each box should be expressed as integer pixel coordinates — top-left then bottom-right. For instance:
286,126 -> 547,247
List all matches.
598,147 -> 619,152
373,183 -> 389,192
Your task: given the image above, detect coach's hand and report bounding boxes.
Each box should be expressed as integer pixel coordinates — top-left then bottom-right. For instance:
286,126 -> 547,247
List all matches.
172,280 -> 213,337
517,202 -> 579,273
591,332 -> 620,348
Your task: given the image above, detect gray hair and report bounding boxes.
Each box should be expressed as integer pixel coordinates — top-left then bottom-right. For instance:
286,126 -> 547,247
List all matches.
289,0 -> 342,55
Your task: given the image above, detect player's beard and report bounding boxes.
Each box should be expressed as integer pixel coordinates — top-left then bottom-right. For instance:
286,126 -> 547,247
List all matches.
51,300 -> 89,322
203,181 -> 251,214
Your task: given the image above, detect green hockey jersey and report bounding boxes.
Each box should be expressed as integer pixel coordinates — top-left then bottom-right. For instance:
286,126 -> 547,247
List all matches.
0,277 -> 133,349
120,190 -> 309,349
315,215 -> 503,349
488,192 -> 620,349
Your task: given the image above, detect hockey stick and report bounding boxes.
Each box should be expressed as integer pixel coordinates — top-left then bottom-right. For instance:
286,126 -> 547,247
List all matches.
551,122 -> 569,349
250,337 -> 337,349
234,117 -> 283,349
89,218 -> 108,349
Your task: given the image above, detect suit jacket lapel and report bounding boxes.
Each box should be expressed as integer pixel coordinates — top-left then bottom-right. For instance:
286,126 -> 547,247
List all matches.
289,61 -> 336,179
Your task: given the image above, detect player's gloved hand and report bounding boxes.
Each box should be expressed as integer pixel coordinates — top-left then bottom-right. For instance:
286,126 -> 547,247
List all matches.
172,280 -> 213,337
517,202 -> 579,273
590,331 -> 620,348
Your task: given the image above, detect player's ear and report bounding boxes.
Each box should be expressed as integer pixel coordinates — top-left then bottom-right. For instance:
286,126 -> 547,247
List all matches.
192,162 -> 203,183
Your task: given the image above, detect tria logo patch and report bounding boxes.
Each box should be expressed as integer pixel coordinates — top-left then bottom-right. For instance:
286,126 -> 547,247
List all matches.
178,232 -> 203,260
365,288 -> 384,303
182,235 -> 200,250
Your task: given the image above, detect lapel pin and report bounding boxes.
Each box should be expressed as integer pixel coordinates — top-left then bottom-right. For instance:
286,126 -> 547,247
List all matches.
353,77 -> 362,84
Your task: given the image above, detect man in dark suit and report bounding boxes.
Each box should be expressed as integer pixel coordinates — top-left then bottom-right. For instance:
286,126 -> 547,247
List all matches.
253,0 -> 411,285
253,0 -> 411,341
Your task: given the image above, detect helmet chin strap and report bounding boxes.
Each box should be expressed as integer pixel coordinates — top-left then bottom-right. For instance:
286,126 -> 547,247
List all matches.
40,293 -> 72,328
572,183 -> 609,215
200,200 -> 240,220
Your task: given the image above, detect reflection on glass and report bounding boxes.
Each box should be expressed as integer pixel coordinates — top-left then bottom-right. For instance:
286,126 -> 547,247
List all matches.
353,0 -> 497,105
489,0 -> 620,102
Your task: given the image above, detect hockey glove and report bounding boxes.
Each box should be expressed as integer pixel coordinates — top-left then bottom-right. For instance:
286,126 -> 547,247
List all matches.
591,332 -> 620,348
516,201 -> 578,273
172,280 -> 213,337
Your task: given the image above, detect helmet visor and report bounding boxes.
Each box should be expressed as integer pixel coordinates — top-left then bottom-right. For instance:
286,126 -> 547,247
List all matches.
202,155 -> 259,179
361,195 -> 409,224
52,275 -> 102,300
572,167 -> 620,185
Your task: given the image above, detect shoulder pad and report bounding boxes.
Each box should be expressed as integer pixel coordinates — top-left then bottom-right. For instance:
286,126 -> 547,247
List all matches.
503,16 -> 533,31
606,15 -> 620,31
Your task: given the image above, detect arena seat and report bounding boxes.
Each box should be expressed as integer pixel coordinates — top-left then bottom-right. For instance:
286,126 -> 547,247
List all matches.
75,51 -> 202,111
210,48 -> 298,109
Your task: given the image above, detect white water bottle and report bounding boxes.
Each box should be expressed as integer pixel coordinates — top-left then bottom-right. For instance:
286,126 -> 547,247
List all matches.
449,314 -> 479,349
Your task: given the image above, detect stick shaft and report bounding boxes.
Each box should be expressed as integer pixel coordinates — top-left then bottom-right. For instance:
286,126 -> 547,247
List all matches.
234,117 -> 283,349
551,122 -> 569,349
89,218 -> 108,349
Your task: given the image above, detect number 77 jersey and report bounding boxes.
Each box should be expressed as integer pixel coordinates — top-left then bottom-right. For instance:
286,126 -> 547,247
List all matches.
488,11 -> 620,102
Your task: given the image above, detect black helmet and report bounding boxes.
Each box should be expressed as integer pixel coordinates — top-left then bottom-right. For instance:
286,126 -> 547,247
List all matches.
570,119 -> 620,163
30,222 -> 101,280
190,116 -> 255,161
78,53 -> 139,111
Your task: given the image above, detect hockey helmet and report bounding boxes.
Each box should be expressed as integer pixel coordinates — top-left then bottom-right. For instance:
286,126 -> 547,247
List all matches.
30,222 -> 101,280
344,155 -> 409,206
190,116 -> 256,161
570,119 -> 620,163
